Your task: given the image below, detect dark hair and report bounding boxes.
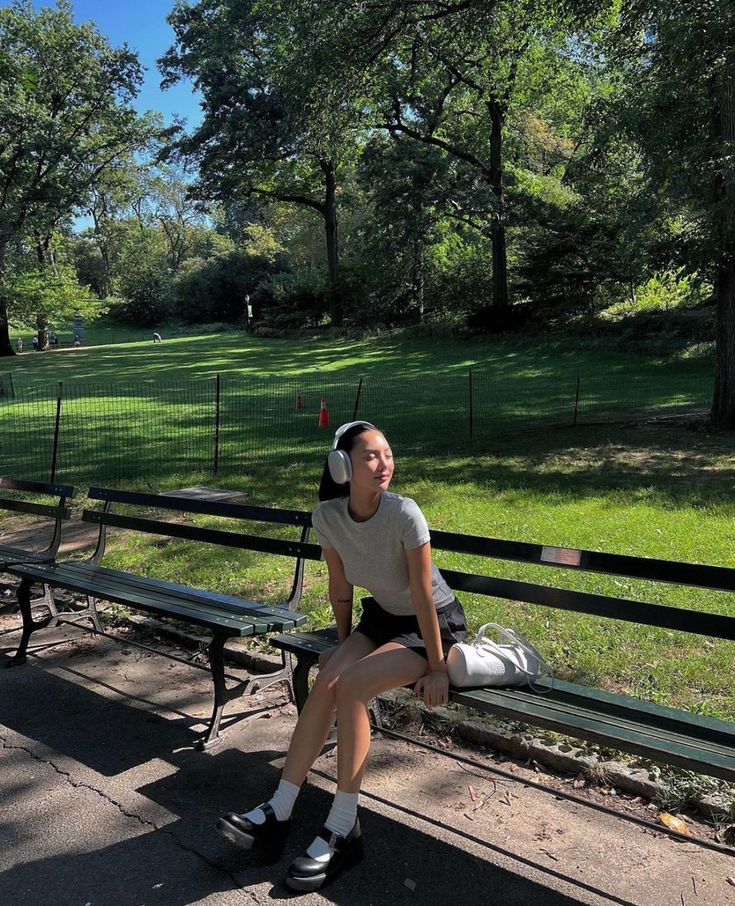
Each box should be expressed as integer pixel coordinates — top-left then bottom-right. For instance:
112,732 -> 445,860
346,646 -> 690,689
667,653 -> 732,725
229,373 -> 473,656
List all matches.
318,422 -> 378,501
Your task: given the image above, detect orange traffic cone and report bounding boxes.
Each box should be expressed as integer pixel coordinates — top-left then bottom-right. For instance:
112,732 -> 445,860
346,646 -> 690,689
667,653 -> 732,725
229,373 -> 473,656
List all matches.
296,391 -> 304,413
318,396 -> 330,428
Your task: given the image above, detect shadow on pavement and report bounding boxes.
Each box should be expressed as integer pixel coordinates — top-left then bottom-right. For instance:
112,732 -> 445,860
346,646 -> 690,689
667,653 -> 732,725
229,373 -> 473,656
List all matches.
0,642 -> 638,906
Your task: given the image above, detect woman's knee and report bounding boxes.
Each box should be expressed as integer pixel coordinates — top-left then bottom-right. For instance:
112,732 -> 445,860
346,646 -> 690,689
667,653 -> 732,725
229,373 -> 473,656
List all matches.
310,668 -> 339,701
335,666 -> 372,705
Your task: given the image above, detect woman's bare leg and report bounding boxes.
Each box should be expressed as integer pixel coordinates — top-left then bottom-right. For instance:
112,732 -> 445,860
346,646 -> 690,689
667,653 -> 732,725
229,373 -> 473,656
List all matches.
334,643 -> 427,793
281,632 -> 376,787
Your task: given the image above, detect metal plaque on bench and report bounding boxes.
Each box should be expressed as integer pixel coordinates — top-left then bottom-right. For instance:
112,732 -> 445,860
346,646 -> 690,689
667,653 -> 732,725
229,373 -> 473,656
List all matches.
540,546 -> 582,567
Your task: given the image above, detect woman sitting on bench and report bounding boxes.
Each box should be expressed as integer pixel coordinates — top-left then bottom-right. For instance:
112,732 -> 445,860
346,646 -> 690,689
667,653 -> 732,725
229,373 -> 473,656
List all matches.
218,420 -> 467,892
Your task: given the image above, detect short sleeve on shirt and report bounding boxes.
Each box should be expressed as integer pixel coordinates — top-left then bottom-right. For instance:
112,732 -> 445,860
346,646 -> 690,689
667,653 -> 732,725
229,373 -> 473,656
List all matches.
311,506 -> 335,550
400,499 -> 431,550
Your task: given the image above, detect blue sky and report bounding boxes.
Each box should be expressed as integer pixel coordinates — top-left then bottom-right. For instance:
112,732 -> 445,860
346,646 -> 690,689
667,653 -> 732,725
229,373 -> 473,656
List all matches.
1,0 -> 203,127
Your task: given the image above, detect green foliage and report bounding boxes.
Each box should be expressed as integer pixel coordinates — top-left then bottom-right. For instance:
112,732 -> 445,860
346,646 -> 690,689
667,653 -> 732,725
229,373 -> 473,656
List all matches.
115,246 -> 172,326
172,249 -> 280,323
254,269 -> 330,329
606,270 -> 712,318
1,266 -> 102,327
0,0 -> 158,354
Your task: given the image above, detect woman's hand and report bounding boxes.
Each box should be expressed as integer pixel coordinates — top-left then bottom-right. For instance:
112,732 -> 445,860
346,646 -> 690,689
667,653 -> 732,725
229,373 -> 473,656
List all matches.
414,669 -> 450,710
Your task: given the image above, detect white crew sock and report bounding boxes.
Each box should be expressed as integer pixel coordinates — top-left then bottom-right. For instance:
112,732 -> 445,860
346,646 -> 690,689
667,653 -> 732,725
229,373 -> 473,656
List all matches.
306,790 -> 359,862
243,778 -> 300,824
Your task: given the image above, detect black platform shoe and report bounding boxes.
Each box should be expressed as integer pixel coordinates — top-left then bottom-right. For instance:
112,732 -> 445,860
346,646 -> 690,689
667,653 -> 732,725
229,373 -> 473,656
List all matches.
285,820 -> 363,892
216,802 -> 291,862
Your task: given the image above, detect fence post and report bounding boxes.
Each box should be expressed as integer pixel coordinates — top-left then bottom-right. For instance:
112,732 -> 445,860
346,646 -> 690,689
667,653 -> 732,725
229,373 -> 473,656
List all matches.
572,377 -> 581,427
213,373 -> 221,475
50,381 -> 63,482
468,368 -> 474,439
352,375 -> 364,420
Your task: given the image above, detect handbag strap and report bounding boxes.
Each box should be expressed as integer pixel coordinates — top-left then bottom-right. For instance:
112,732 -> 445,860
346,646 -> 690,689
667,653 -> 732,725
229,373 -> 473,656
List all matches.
474,622 -> 554,691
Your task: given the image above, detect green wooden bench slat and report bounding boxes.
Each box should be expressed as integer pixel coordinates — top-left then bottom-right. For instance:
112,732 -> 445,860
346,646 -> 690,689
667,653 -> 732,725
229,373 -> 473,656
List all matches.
271,629 -> 338,654
431,530 -> 735,592
0,545 -> 51,562
534,677 -> 735,745
48,561 -> 303,624
88,486 -> 311,525
455,686 -> 735,760
450,688 -> 735,780
0,499 -> 72,519
10,563 -> 305,635
82,510 -> 323,561
0,476 -> 76,498
439,570 -> 735,640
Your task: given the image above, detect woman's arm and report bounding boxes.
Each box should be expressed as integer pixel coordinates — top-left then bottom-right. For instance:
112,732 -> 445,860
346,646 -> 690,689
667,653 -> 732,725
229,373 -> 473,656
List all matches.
406,542 -> 449,709
324,547 -> 354,643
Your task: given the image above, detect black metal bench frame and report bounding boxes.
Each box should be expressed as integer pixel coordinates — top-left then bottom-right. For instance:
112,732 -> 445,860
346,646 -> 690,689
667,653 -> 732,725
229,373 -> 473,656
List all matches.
4,488 -> 320,750
0,476 -> 76,567
0,478 -> 77,620
271,532 -> 735,782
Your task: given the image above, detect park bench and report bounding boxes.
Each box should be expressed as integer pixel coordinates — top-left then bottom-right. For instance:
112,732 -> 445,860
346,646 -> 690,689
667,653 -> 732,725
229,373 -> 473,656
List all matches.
271,531 -> 735,782
0,477 -> 76,574
4,488 -> 318,750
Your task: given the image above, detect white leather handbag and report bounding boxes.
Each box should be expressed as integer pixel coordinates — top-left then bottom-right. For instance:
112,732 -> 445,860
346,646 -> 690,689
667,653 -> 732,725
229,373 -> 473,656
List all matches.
446,622 -> 553,690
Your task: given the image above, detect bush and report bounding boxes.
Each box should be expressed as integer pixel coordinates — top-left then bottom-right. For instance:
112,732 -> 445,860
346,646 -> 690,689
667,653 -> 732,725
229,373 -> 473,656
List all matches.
172,250 -> 280,323
116,264 -> 172,326
255,269 -> 330,328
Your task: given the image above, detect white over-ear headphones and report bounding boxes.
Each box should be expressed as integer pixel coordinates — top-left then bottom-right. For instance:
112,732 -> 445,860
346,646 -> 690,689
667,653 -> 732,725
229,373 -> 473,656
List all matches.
327,421 -> 375,484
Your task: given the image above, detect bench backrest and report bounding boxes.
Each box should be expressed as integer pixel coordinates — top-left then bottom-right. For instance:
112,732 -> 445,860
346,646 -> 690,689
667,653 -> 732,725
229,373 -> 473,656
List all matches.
0,476 -> 77,558
82,487 -> 322,611
430,531 -> 735,641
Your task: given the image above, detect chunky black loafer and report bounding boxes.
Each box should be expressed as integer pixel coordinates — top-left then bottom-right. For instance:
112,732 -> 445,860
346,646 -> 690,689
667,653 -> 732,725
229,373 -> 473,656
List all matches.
216,802 -> 291,862
285,819 -> 363,892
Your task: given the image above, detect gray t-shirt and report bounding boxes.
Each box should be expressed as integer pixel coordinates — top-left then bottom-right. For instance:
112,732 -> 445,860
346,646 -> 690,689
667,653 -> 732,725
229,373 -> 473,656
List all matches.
311,492 -> 454,616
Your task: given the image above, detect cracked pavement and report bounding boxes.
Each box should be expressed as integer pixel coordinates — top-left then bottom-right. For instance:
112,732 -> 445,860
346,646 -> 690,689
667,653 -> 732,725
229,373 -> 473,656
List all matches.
1,612 -> 734,906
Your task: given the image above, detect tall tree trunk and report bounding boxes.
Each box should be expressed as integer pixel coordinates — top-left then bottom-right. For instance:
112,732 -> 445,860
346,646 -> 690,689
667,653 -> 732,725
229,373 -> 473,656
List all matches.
411,235 -> 425,322
488,101 -> 509,310
35,236 -> 51,350
711,55 -> 735,428
0,239 -> 14,357
321,158 -> 342,325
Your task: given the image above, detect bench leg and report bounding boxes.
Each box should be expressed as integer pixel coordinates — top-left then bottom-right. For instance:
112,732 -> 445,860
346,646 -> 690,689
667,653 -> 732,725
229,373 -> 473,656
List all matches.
6,578 -> 54,666
196,632 -> 230,751
291,654 -> 316,714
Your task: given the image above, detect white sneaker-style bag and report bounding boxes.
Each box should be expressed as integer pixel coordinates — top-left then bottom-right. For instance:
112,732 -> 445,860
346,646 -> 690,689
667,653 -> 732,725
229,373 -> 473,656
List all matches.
446,622 -> 553,690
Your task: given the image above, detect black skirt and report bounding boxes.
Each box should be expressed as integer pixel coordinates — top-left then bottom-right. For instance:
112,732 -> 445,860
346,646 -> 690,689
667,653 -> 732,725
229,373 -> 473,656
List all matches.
354,596 -> 467,659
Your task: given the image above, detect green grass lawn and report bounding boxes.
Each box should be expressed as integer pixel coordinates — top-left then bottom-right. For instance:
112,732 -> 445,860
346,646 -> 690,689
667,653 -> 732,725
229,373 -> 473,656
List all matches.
1,321 -> 732,721
0,319 -> 715,484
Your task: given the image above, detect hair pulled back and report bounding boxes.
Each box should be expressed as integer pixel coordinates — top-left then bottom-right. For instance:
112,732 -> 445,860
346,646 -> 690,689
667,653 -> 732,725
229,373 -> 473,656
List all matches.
318,422 -> 377,501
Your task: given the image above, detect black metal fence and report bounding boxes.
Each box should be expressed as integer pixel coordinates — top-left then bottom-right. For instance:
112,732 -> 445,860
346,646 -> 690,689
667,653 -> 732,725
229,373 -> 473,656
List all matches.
0,365 -> 713,486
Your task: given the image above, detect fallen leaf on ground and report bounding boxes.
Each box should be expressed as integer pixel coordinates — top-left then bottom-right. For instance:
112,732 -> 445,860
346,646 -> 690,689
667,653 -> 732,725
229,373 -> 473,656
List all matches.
658,812 -> 693,837
404,878 -> 416,891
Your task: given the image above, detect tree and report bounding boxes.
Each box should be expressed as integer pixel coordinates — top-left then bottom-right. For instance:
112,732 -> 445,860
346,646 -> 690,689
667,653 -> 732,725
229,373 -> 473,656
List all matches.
1,264 -> 104,342
0,0 -> 153,355
288,0 -> 604,324
614,1 -> 735,427
161,0 -> 364,323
